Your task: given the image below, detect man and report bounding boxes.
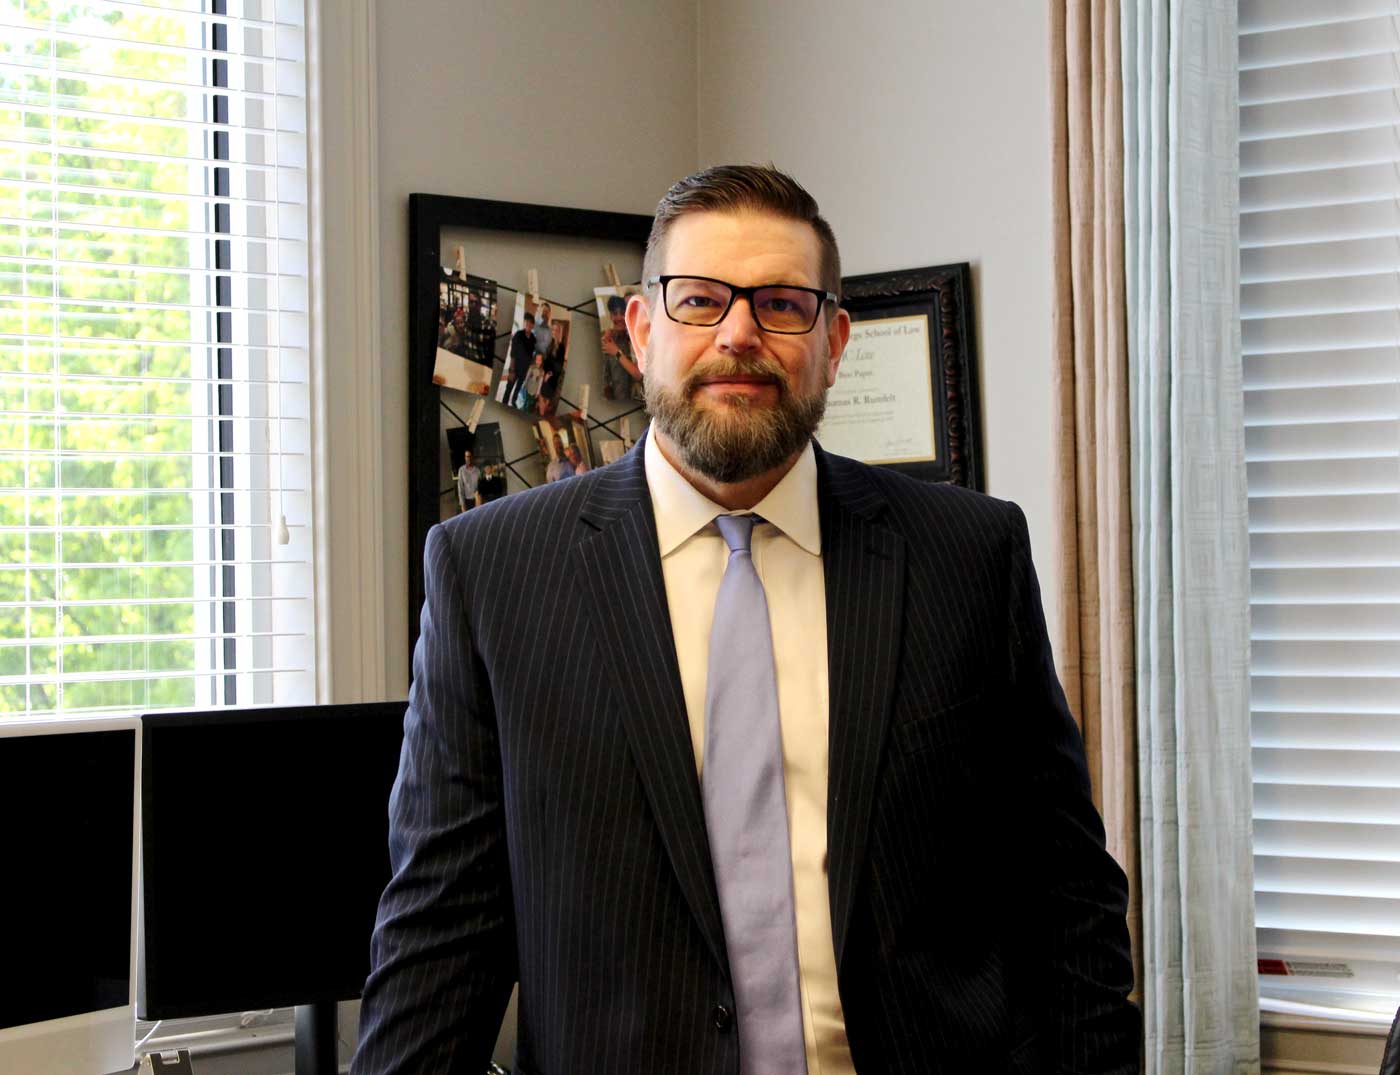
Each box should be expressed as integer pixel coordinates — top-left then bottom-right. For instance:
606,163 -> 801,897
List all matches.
544,437 -> 574,483
601,292 -> 643,401
354,165 -> 1138,1074
565,443 -> 588,476
454,450 -> 481,512
506,310 -> 537,408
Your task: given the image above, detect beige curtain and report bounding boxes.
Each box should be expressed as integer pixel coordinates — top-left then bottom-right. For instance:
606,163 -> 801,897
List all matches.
1048,0 -> 1140,1000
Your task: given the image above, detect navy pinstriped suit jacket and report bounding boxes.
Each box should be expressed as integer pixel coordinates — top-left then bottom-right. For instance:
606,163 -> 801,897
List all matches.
353,436 -> 1140,1075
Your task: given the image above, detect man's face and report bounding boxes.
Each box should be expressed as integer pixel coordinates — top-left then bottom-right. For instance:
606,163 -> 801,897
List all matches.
625,209 -> 850,484
538,303 -> 551,322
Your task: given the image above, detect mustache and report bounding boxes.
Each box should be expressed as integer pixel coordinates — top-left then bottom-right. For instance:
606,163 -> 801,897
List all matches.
681,356 -> 788,394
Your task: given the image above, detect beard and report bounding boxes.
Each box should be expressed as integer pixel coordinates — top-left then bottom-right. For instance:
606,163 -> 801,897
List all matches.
644,355 -> 827,484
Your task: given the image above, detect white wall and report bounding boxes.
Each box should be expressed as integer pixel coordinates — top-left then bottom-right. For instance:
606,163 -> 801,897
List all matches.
372,0 -> 1065,683
697,0 -> 1062,641
374,0 -> 698,690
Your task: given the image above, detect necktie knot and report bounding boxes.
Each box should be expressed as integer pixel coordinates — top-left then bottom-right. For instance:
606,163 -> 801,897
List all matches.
715,513 -> 759,555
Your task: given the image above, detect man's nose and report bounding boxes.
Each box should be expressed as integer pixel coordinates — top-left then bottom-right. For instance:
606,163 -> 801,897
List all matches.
716,295 -> 762,352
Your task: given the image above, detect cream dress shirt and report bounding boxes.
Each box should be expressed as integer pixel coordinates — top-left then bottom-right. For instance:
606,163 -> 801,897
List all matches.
644,433 -> 856,1075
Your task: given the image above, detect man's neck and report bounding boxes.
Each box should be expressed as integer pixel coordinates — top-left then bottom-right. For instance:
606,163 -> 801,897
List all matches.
651,427 -> 803,511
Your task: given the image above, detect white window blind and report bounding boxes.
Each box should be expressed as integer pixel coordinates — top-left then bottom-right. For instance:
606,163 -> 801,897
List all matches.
0,0 -> 314,718
1241,0 -> 1400,1019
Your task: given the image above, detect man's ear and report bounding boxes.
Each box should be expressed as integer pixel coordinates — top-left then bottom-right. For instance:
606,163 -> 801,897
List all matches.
825,306 -> 851,388
625,293 -> 654,374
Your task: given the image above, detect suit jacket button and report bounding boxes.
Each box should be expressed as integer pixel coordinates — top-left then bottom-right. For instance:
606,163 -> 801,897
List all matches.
712,1004 -> 732,1031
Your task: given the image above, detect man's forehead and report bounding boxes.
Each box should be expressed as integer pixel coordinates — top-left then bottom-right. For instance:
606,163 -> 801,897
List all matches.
663,209 -> 822,286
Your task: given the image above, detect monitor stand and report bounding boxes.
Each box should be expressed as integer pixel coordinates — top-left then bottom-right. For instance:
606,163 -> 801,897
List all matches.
294,1003 -> 338,1075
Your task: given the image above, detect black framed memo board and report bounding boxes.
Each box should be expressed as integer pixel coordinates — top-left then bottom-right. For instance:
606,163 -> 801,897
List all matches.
407,193 -> 654,660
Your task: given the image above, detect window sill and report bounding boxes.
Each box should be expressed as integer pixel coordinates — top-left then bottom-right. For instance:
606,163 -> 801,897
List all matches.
1262,1006 -> 1392,1037
1261,1010 -> 1390,1075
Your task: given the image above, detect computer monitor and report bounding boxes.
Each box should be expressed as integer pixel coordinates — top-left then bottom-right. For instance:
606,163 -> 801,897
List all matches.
0,717 -> 140,1075
138,702 -> 406,1021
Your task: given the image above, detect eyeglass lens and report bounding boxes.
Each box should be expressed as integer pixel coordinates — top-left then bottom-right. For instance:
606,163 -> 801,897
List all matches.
664,277 -> 822,333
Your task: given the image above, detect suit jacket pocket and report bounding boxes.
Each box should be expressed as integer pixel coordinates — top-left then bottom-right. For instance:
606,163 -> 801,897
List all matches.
893,693 -> 987,756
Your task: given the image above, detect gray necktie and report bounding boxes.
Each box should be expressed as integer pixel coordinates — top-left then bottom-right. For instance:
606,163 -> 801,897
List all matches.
702,514 -> 808,1075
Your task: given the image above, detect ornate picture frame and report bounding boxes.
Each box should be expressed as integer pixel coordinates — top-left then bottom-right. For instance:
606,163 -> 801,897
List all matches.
823,263 -> 981,489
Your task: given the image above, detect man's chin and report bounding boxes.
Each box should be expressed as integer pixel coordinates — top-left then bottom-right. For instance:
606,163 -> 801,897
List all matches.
648,376 -> 827,484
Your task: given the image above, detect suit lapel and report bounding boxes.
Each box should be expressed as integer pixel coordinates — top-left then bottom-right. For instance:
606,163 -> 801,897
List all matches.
817,448 -> 906,970
571,438 -> 729,974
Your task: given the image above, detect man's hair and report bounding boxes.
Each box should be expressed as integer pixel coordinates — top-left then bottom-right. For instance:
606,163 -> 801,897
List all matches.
523,311 -> 535,324
606,294 -> 627,314
642,164 -> 842,300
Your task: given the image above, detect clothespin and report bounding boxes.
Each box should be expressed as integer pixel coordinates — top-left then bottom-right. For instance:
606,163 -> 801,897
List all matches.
526,269 -> 540,304
453,245 -> 466,277
467,397 -> 485,433
579,384 -> 590,423
620,416 -> 632,447
604,263 -> 621,289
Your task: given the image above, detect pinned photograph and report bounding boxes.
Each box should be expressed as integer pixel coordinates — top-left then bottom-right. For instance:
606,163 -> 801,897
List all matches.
594,283 -> 644,403
534,416 -> 590,483
435,268 -> 498,394
503,293 -> 572,417
446,422 -> 504,514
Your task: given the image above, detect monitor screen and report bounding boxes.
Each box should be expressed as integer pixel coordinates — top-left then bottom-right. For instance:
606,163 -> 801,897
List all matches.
0,718 -> 139,1075
139,702 -> 406,1020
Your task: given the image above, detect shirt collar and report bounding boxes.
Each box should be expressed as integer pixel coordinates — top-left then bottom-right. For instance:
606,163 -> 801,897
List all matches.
644,431 -> 821,557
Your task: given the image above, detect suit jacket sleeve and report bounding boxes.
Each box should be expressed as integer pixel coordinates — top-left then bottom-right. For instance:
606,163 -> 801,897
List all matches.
1005,503 -> 1141,1073
352,523 -> 516,1075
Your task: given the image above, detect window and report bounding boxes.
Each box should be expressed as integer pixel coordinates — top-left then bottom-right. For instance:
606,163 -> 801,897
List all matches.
1241,0 -> 1400,1020
0,0 -> 314,718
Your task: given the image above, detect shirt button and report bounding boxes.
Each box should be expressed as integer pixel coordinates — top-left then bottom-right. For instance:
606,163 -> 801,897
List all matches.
712,1004 -> 733,1031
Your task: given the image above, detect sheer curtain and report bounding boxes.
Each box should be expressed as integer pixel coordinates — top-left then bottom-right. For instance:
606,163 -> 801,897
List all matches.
1122,0 -> 1260,1069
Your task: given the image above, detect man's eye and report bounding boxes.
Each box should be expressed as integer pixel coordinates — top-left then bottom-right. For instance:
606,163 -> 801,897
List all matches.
764,297 -> 796,312
679,294 -> 720,308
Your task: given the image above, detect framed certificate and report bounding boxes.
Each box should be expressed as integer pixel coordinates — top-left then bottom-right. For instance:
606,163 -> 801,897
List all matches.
817,263 -> 981,489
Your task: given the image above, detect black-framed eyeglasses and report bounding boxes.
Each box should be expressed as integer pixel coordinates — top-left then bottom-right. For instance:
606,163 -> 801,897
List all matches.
646,275 -> 838,334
